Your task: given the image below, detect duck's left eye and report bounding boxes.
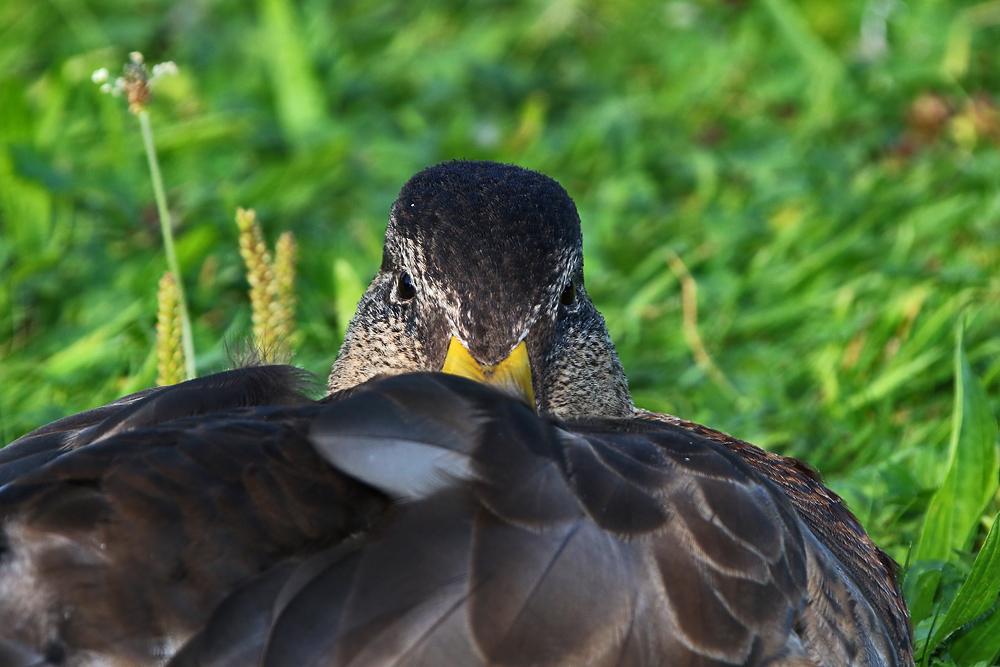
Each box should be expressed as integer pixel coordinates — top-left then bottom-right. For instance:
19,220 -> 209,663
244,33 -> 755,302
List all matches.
560,280 -> 576,306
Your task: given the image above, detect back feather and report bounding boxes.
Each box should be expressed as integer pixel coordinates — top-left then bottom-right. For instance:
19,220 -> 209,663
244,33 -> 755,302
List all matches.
171,373 -> 903,667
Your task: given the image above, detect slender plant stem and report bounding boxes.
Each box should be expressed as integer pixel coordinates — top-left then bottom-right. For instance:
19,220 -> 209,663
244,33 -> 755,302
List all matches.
139,109 -> 196,380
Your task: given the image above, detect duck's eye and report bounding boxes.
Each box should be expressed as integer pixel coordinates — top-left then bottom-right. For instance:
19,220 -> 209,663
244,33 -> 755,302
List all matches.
560,280 -> 576,306
396,271 -> 416,301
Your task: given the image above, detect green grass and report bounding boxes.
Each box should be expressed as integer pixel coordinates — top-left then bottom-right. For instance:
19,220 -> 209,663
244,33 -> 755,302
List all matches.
1,0 -> 999,663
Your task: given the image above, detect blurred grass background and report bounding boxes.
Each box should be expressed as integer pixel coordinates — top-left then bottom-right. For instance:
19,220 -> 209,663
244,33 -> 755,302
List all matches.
1,0 -> 1000,661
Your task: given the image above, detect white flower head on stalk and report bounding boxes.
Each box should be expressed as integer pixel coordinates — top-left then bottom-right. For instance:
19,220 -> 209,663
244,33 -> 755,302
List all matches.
90,50 -> 196,380
93,52 -> 179,114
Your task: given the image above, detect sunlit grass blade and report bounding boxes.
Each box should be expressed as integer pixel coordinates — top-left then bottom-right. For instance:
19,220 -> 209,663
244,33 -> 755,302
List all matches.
257,0 -> 325,148
916,321 -> 1000,563
333,258 -> 364,345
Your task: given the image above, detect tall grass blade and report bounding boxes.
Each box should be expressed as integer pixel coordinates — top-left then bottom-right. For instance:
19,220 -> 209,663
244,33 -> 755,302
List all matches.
139,110 -> 195,381
908,565 -> 945,628
926,512 -> 1000,654
917,322 -> 999,562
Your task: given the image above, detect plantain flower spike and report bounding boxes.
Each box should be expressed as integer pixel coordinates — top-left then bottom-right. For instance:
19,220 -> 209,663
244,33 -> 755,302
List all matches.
156,271 -> 185,386
236,208 -> 297,362
272,231 -> 299,355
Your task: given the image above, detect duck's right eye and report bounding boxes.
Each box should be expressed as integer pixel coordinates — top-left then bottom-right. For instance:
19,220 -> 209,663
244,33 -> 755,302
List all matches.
396,271 -> 416,301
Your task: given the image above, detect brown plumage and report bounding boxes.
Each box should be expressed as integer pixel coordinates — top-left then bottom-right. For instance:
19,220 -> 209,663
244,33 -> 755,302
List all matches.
0,161 -> 912,666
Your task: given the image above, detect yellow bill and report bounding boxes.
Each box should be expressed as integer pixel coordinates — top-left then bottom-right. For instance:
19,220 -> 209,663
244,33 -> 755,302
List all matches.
441,336 -> 535,409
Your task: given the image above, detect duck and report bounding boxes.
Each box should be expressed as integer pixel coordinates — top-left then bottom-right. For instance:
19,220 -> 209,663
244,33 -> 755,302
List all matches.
0,160 -> 912,667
